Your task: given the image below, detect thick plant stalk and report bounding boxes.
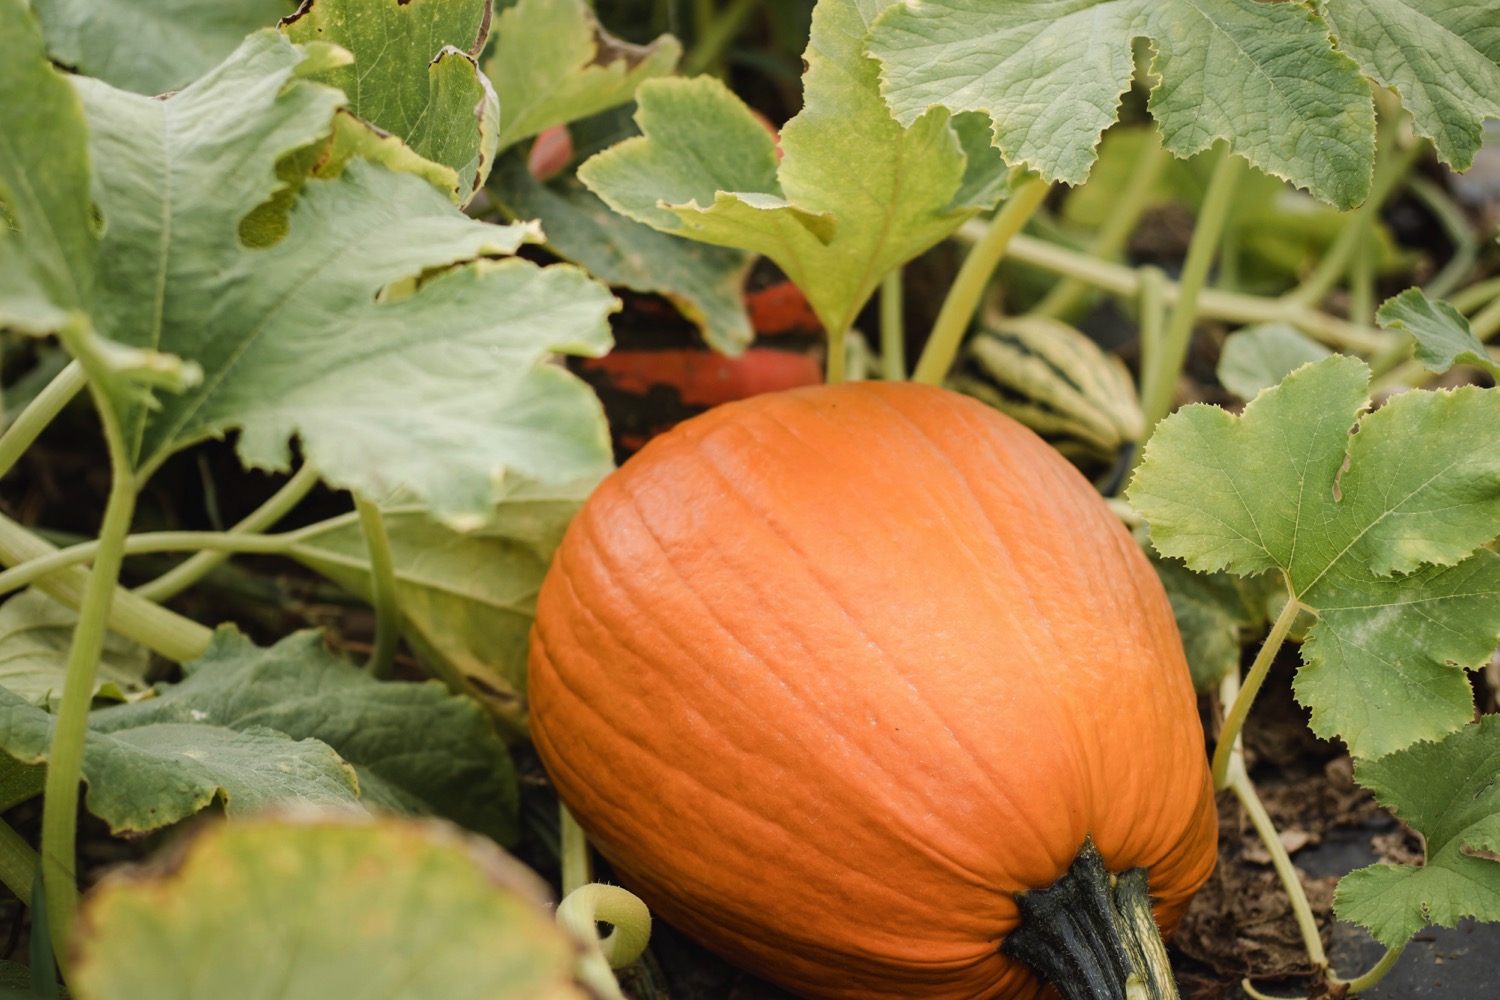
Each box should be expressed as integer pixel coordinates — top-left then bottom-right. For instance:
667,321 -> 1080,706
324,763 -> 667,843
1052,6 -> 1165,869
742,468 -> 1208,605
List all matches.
353,494 -> 401,679
39,424 -> 137,974
0,817 -> 38,906
1035,142 -> 1169,321
975,231 -> 1391,355
879,268 -> 907,381
0,513 -> 213,663
912,175 -> 1051,385
1002,839 -> 1179,1000
135,463 -> 321,602
1211,591 -> 1301,789
1139,148 -> 1245,443
0,361 -> 85,481
0,530 -> 296,600
560,803 -> 592,895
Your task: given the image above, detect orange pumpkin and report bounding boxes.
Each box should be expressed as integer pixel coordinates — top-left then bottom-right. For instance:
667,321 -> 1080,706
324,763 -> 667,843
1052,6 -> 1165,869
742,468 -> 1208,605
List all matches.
529,381 -> 1217,999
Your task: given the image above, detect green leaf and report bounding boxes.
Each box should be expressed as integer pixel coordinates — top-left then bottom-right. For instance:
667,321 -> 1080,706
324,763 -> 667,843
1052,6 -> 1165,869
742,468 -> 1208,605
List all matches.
0,589 -> 149,708
867,0 -> 1376,209
486,0 -> 681,153
1153,559 -> 1277,693
72,31 -> 615,522
580,0 -> 1008,339
1321,0 -> 1500,173
488,150 -> 754,354
1216,324 -> 1334,401
1334,716 -> 1500,946
0,629 -> 520,841
72,814 -> 590,1000
31,0 -> 295,95
0,0 -> 94,330
1378,287 -> 1500,379
282,0 -> 499,204
0,685 -> 362,833
287,482 -> 590,741
98,629 -> 520,843
1129,357 -> 1500,757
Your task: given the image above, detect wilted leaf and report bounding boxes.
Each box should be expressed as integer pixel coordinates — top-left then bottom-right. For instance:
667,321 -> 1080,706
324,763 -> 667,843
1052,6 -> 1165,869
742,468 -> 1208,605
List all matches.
486,0 -> 680,152
580,0 -> 1008,339
867,0 -> 1375,208
1129,357 -> 1500,757
282,0 -> 499,203
1335,716 -> 1500,945
1378,287 -> 1500,378
0,589 -> 149,708
287,483 -> 591,738
72,813 -> 590,1000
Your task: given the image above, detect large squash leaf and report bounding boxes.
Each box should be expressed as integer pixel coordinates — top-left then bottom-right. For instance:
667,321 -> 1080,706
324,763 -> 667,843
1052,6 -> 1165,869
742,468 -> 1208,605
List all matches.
66,31 -> 613,522
0,629 -> 519,843
1129,357 -> 1500,758
281,0 -> 499,204
0,590 -> 149,708
31,0 -> 294,95
485,0 -> 680,153
73,814 -> 589,1000
1335,717 -> 1500,946
579,0 -> 1007,340
866,0 -> 1375,209
1320,0 -> 1500,173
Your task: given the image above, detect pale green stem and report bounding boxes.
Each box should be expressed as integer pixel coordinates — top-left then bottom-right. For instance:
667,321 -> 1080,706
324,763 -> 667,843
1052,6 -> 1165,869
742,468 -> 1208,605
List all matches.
682,0 -> 758,76
1451,276 -> 1500,315
353,495 -> 401,680
0,816 -> 38,906
1332,943 -> 1407,993
0,361 -> 85,481
1035,142 -> 1169,320
558,883 -> 653,1000
1471,295 -> 1500,343
1348,239 -> 1376,328
1211,590 -> 1302,789
135,463 -> 321,602
1408,176 -> 1481,302
1284,116 -> 1420,310
879,268 -> 907,381
0,529 -> 300,599
1140,148 -> 1245,443
0,513 -> 213,663
826,325 -> 847,384
976,230 -> 1391,355
560,803 -> 592,895
40,386 -> 138,977
913,176 -> 1051,385
1135,265 -> 1168,422
1220,674 -> 1328,972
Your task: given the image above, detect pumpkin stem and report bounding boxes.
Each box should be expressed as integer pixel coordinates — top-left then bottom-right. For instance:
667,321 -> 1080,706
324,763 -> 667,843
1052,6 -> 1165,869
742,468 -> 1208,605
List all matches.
1001,838 -> 1179,1000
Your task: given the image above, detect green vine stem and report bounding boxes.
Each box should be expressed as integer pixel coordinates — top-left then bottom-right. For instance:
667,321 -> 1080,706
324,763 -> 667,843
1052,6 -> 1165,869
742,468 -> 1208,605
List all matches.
0,361 -> 86,481
879,268 -> 907,381
0,816 -> 38,906
1139,147 -> 1245,443
1211,588 -> 1302,790
1283,115 -> 1420,311
1408,176 -> 1481,302
969,230 -> 1392,355
135,463 -> 321,602
1218,671 -> 1328,978
681,0 -> 758,77
912,174 -> 1052,385
1132,265 -> 1167,472
0,512 -> 214,663
1332,942 -> 1408,994
1348,239 -> 1376,328
353,494 -> 401,679
1451,276 -> 1500,315
560,803 -> 592,895
1034,141 -> 1169,321
558,882 -> 653,1000
39,378 -> 139,977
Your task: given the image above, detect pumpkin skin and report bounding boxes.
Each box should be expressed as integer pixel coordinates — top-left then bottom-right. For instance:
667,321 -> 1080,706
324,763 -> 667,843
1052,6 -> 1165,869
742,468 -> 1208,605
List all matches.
529,381 -> 1217,1000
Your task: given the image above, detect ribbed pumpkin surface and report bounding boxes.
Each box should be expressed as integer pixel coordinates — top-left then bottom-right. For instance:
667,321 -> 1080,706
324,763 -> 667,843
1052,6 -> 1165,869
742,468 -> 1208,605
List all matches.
530,381 -> 1217,1000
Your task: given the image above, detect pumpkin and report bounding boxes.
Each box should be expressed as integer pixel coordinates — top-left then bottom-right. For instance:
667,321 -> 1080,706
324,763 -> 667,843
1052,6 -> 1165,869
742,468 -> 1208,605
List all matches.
529,381 -> 1217,1000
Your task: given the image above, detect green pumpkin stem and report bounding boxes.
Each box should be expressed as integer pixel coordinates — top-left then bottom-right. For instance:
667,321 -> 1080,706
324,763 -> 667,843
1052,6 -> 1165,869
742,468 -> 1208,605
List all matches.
1001,838 -> 1179,1000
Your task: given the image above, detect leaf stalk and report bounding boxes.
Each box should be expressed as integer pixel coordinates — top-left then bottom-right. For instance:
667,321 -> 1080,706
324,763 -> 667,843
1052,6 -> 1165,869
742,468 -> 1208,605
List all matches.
0,816 -> 39,906
0,361 -> 86,482
353,494 -> 402,679
1211,589 -> 1302,789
